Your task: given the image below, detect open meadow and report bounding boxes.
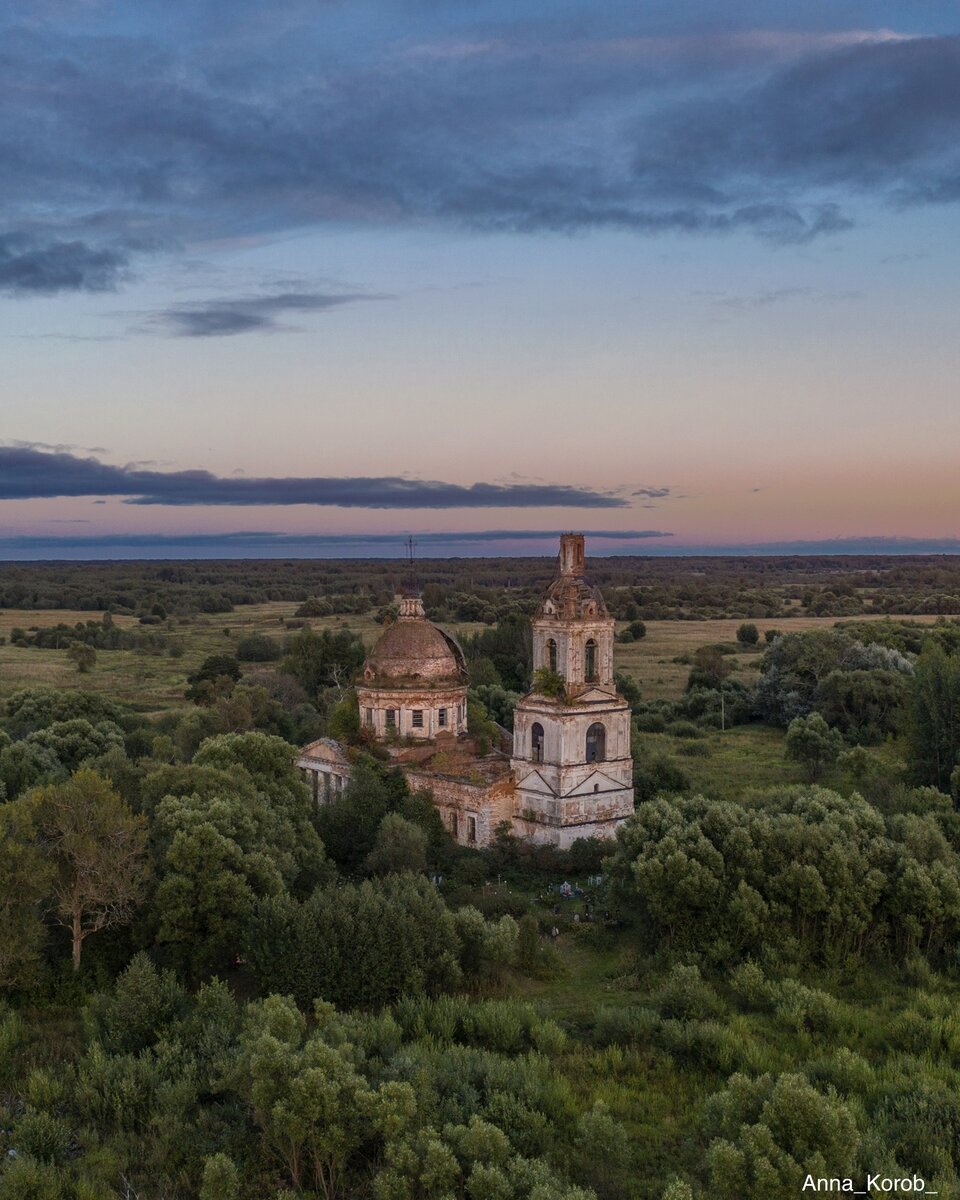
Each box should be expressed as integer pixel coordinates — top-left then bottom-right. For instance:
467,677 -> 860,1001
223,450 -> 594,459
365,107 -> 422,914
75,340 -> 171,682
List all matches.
2,600 -> 944,712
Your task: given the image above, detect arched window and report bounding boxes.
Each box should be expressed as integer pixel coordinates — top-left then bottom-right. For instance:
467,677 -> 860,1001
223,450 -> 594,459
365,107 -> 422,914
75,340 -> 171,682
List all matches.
585,722 -> 606,763
531,722 -> 545,763
547,638 -> 558,673
585,638 -> 598,682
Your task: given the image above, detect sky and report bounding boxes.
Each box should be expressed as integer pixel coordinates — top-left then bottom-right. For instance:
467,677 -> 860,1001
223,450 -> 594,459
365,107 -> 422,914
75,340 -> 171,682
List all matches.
1,0 -> 959,559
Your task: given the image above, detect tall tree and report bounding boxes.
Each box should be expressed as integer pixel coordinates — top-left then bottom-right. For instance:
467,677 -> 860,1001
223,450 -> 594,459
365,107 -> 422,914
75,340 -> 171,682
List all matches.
0,800 -> 53,990
907,644 -> 960,791
33,769 -> 147,970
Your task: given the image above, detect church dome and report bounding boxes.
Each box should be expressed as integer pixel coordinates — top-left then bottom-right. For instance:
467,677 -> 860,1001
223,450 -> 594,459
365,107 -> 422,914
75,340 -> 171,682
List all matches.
362,596 -> 466,685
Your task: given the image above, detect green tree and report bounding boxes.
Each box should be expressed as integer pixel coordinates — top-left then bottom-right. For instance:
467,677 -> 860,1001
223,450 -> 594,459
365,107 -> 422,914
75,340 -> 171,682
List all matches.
785,713 -> 844,782
907,644 -> 960,790
686,646 -> 731,691
704,1072 -> 858,1200
32,770 -> 147,970
328,691 -> 361,742
365,812 -> 428,875
185,653 -> 241,704
814,669 -> 907,743
247,874 -> 463,1009
200,1153 -> 240,1200
235,633 -> 281,662
67,641 -> 97,673
85,951 -> 187,1054
281,625 -> 366,699
736,623 -> 759,647
316,757 -> 394,871
0,800 -> 53,990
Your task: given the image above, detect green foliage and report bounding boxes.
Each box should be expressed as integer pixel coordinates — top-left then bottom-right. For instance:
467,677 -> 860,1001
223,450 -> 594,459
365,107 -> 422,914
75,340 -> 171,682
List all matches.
365,812 -> 429,875
468,698 -> 501,753
470,683 -> 522,730
631,742 -> 691,802
246,873 -> 465,1009
607,786 -> 960,966
686,646 -> 730,691
152,786 -> 325,977
328,690 -> 361,742
533,668 -> 567,699
32,769 -> 148,971
815,668 -> 908,742
757,629 -> 914,727
0,801 -> 53,991
736,623 -> 759,646
66,641 -> 97,673
200,1154 -> 241,1200
907,643 -> 960,791
703,1072 -> 858,1200
234,632 -> 281,661
85,952 -> 186,1055
185,653 -> 241,704
463,615 -> 532,692
784,713 -> 844,781
316,757 -> 396,871
280,624 -> 366,698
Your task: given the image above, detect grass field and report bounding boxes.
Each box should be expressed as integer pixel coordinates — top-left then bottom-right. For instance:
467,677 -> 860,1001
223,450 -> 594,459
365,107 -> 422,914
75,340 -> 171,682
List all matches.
614,612 -> 943,701
0,603 -> 941,714
0,603 -> 385,710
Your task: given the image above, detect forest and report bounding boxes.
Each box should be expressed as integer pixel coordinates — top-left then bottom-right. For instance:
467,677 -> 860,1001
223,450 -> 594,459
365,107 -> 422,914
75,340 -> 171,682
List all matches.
2,556 -> 960,1198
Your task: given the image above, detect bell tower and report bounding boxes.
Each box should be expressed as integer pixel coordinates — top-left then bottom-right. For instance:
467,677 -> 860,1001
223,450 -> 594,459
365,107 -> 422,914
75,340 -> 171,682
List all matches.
510,533 -> 634,847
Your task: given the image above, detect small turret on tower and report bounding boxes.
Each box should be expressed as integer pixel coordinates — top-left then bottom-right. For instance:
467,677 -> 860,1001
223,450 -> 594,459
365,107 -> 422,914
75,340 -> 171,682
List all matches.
559,533 -> 585,577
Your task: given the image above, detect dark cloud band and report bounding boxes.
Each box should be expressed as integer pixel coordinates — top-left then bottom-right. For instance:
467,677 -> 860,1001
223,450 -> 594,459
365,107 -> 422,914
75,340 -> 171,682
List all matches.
1,18 -> 958,295
0,234 -> 127,295
0,446 -> 627,509
148,291 -> 390,337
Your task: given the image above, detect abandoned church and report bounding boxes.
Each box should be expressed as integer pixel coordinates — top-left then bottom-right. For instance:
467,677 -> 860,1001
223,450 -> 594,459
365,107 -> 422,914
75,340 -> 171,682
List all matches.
296,533 -> 635,847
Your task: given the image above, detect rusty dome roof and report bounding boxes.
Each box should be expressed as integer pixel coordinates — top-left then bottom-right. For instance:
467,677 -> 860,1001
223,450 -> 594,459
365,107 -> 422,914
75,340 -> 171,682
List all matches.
361,596 -> 467,686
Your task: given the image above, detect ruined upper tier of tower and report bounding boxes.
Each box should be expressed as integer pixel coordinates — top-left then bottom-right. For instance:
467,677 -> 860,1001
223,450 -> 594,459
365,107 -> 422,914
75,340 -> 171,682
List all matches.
535,533 -> 609,624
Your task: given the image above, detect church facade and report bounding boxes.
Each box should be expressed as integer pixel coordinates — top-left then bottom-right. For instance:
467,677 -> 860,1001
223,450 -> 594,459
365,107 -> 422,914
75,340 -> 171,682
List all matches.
296,533 -> 635,846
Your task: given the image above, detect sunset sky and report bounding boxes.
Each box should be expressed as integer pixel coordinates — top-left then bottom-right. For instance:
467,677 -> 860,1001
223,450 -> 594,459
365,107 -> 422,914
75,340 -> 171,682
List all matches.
2,0 -> 959,558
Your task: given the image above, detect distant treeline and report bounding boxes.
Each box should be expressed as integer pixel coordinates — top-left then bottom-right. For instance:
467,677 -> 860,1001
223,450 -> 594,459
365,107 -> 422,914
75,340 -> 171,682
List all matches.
2,554 -> 960,620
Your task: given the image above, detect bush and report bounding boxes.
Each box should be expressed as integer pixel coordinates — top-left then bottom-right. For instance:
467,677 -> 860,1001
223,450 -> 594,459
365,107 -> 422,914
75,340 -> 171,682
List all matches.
235,633 -> 281,662
677,740 -> 711,758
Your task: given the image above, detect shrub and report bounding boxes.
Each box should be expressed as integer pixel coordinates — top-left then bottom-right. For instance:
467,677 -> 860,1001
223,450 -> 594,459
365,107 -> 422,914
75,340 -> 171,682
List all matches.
235,633 -> 281,662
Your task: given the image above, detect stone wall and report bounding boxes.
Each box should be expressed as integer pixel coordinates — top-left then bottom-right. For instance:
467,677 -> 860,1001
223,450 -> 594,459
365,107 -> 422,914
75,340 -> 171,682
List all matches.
403,769 -> 515,848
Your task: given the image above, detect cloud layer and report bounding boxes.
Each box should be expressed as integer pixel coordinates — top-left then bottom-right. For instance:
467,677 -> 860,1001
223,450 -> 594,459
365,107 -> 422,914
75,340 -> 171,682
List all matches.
0,234 -> 128,295
146,291 -> 389,337
0,446 -> 627,509
1,7 -> 958,295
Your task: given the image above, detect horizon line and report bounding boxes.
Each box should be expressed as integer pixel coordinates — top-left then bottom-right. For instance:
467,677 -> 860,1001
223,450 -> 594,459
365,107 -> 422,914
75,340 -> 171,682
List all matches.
2,529 -> 960,562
